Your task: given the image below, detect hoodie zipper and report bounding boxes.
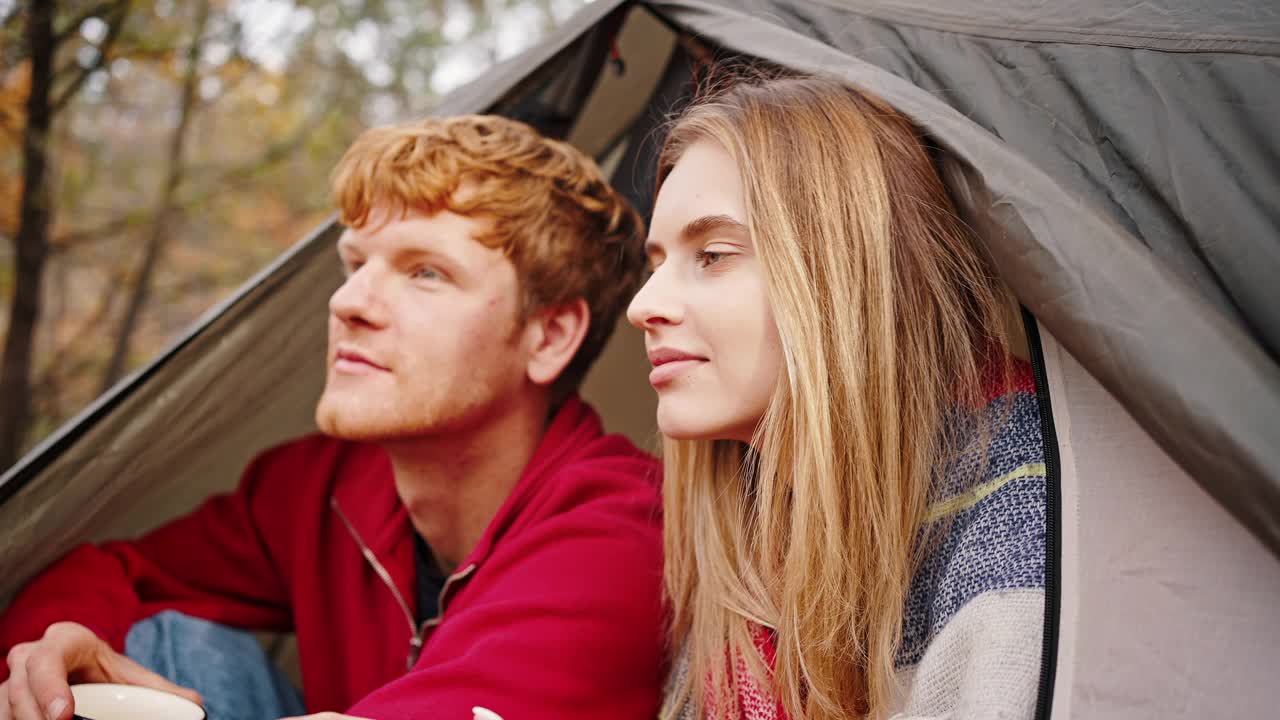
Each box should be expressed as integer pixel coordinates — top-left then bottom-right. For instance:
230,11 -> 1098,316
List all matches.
331,497 -> 478,672
1022,308 -> 1062,720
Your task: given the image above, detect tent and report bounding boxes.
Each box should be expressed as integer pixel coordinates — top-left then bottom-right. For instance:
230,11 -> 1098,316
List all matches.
2,1 -> 1278,717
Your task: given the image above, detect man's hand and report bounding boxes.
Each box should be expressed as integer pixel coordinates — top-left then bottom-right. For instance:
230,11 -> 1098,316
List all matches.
1,621 -> 202,720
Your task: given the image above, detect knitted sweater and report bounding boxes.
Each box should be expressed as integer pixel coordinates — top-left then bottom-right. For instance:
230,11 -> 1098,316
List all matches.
663,367 -> 1047,719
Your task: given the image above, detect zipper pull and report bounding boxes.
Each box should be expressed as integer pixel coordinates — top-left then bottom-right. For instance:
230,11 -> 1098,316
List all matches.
406,634 -> 424,672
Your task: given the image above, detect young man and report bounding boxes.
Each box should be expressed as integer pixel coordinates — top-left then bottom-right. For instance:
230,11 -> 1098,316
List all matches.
0,116 -> 663,720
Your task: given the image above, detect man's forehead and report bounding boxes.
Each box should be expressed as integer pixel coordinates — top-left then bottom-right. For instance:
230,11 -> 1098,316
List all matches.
335,210 -> 506,267
345,200 -> 496,231
348,202 -> 417,234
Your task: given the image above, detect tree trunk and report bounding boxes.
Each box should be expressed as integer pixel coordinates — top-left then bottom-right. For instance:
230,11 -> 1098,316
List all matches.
0,1 -> 56,469
101,0 -> 210,392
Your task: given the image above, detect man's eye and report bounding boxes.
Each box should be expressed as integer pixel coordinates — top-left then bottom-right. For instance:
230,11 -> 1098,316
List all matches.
411,267 -> 441,281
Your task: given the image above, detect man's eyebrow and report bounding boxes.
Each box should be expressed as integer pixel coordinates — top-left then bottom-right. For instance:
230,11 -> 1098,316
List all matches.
390,244 -> 461,271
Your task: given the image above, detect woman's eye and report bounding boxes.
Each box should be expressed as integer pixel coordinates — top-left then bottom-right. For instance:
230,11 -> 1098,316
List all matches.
411,266 -> 441,281
694,250 -> 725,268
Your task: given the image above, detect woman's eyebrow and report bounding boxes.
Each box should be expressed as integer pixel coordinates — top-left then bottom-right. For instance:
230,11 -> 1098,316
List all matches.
680,214 -> 748,242
644,214 -> 749,257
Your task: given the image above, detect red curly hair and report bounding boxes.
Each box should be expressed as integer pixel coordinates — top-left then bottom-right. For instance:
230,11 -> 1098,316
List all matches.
330,114 -> 646,397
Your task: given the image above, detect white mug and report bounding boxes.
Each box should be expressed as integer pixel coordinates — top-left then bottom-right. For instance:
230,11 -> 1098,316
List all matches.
69,683 -> 205,720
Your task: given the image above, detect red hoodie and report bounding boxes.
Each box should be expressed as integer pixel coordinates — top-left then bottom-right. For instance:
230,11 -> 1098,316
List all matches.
0,397 -> 666,719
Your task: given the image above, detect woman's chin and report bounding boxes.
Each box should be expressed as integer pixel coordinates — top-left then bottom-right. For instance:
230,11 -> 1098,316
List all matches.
659,426 -> 711,441
656,407 -> 741,443
656,407 -> 711,441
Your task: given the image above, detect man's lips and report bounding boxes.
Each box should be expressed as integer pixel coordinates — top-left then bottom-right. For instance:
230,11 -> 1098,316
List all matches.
332,345 -> 389,374
647,347 -> 707,386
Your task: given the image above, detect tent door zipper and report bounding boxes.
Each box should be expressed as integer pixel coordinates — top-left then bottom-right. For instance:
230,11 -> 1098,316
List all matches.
1022,307 -> 1063,720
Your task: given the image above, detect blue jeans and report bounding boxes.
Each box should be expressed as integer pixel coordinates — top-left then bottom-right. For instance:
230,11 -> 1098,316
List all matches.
124,611 -> 306,720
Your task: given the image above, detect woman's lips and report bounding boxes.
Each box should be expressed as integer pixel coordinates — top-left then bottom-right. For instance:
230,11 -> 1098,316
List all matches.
649,358 -> 705,386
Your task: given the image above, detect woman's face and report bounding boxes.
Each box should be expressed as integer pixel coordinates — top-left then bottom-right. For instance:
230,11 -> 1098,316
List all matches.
627,139 -> 783,443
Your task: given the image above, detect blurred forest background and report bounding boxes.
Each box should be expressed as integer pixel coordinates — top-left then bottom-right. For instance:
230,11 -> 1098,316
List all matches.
0,0 -> 590,468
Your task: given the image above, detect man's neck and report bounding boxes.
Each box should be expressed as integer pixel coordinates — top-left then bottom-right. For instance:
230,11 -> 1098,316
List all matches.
383,394 -> 551,574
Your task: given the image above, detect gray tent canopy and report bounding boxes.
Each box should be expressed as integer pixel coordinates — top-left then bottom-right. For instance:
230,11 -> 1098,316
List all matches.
2,1 -> 1277,717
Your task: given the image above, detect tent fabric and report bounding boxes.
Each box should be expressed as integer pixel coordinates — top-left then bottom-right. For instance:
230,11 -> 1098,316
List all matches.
647,0 -> 1280,555
794,0 -> 1280,54
0,224 -> 337,601
1040,324 -> 1280,719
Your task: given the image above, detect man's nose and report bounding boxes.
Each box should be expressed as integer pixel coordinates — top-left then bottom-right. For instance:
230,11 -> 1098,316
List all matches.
329,264 -> 388,329
627,265 -> 682,330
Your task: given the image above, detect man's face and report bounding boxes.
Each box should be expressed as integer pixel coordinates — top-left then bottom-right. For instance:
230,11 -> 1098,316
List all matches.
315,206 -> 530,441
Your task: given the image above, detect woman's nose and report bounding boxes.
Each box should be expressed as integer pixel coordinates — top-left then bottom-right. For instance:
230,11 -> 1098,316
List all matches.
627,266 -> 682,330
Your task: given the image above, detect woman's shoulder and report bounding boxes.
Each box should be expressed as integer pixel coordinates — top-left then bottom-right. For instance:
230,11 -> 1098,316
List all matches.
899,359 -> 1048,668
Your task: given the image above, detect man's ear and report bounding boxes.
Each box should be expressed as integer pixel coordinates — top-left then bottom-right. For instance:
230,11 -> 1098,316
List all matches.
525,298 -> 591,387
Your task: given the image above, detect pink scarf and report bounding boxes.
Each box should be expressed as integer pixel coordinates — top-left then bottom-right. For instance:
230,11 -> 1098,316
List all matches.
707,625 -> 789,720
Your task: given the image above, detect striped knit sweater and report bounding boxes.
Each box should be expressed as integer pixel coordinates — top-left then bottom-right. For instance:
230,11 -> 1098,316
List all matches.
663,366 -> 1048,719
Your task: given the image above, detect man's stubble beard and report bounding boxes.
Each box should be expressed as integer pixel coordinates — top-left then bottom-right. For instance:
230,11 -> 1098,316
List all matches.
315,307 -> 528,442
315,386 -> 435,442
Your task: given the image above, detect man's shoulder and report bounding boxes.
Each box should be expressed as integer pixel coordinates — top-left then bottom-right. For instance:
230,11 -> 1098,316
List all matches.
568,429 -> 660,472
531,397 -> 661,501
478,431 -> 663,597
251,432 -> 382,466
487,425 -> 662,556
545,430 -> 660,502
239,433 -> 390,498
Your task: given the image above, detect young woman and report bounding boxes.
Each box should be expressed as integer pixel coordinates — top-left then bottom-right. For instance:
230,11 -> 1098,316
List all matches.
628,76 -> 1047,720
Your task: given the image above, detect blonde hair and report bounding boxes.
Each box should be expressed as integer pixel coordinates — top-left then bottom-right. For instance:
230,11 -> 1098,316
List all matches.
659,76 -> 1013,719
331,114 -> 645,396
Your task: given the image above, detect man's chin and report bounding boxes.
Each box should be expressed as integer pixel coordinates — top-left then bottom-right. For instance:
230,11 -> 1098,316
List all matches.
314,398 -> 436,442
316,399 -> 380,441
